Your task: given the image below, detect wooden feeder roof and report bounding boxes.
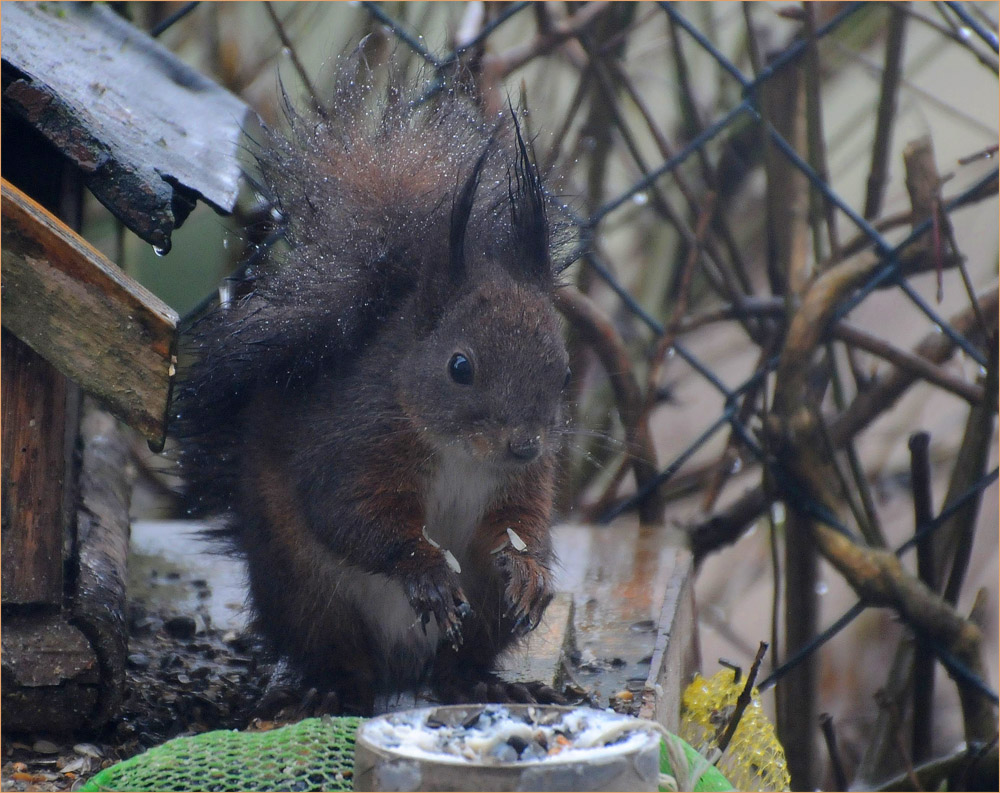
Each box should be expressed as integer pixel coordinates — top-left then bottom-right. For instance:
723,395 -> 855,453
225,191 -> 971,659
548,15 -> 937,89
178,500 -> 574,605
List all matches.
1,0 -> 251,252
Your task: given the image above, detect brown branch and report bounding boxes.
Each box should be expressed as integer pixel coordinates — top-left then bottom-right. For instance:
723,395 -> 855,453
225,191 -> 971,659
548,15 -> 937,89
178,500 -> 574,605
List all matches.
941,344 -> 998,606
834,322 -> 985,405
769,244 -> 995,753
802,3 -> 840,261
691,286 -> 998,561
554,286 -> 660,523
864,3 -> 909,220
481,2 -> 611,77
263,2 -> 324,114
717,641 -> 769,754
910,431 -> 937,765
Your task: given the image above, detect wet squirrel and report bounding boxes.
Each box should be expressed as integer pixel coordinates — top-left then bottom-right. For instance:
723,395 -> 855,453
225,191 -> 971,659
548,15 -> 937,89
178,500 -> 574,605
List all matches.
174,64 -> 570,712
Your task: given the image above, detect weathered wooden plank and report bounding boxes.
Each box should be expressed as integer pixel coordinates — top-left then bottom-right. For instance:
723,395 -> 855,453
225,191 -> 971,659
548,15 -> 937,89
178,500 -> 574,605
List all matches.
0,612 -> 100,732
639,547 -> 698,732
1,329 -> 68,606
70,405 -> 134,727
1,0 -> 250,251
552,521 -> 698,726
499,593 -> 574,688
1,179 -> 179,446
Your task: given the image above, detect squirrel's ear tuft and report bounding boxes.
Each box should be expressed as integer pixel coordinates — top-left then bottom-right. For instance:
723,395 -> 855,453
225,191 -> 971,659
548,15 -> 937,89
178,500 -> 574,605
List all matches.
506,102 -> 550,282
449,132 -> 496,286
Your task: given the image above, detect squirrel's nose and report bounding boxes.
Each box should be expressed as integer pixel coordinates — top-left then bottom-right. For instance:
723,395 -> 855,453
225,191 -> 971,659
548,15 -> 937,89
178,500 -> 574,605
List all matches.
508,430 -> 541,462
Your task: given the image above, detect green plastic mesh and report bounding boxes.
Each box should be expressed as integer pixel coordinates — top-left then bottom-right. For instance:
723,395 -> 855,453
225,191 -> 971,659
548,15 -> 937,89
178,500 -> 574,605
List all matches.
658,734 -> 733,792
81,712 -> 737,792
80,716 -> 362,792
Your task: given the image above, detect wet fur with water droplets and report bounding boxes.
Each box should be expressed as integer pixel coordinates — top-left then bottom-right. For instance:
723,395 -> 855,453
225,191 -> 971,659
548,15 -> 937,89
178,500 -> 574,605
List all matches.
174,62 -> 571,712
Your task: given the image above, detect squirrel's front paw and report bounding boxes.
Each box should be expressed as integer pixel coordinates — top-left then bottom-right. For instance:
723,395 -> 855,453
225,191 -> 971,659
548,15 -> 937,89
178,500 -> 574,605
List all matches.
404,567 -> 470,648
494,551 -> 553,638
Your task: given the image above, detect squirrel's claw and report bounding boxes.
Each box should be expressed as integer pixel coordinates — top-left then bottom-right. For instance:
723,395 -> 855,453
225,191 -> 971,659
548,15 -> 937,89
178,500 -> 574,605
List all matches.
495,550 -> 553,638
404,567 -> 470,648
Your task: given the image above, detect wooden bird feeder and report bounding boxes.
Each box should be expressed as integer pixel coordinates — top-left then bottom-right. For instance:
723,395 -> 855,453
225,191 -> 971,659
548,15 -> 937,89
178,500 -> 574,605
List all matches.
1,0 -> 250,732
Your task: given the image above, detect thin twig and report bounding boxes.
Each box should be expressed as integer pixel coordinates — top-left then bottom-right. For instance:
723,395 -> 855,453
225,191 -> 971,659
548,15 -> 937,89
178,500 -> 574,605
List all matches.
941,345 -> 999,606
554,287 -> 661,523
481,2 -> 611,77
909,431 -> 936,765
692,286 -> 996,590
834,323 -> 985,405
827,343 -> 885,546
264,1 -> 325,113
864,3 -> 909,220
717,642 -> 769,754
802,2 -> 840,261
819,713 -> 849,791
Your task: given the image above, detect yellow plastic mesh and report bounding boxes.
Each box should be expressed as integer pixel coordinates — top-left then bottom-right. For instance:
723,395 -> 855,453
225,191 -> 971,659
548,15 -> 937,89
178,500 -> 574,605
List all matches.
679,669 -> 791,792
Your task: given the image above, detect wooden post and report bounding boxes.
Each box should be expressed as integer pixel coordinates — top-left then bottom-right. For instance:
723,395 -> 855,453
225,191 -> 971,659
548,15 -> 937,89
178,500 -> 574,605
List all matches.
1,329 -> 71,607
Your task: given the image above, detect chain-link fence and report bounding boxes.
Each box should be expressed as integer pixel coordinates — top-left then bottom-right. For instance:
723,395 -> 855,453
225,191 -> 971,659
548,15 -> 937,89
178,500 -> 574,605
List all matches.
111,2 -> 999,790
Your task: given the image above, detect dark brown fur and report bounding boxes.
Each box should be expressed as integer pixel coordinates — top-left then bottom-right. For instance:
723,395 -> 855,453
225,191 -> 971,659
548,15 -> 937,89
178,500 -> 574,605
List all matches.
174,64 -> 569,711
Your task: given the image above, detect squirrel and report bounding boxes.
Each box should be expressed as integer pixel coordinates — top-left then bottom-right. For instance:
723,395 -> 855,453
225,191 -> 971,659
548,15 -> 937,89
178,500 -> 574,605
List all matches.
173,62 -> 571,713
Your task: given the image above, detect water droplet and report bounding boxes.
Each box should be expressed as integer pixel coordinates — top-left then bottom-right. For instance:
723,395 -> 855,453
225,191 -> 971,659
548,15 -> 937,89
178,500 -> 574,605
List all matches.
632,191 -> 649,206
771,501 -> 786,524
153,243 -> 170,257
282,46 -> 291,56
730,458 -> 743,474
815,581 -> 829,596
666,347 -> 676,359
223,238 -> 229,249
933,324 -> 943,334
958,26 -> 972,41
978,365 -> 988,377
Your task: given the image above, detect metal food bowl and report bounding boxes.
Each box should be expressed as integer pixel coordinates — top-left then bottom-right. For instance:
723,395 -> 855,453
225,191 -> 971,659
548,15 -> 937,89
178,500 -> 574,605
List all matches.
352,703 -> 662,792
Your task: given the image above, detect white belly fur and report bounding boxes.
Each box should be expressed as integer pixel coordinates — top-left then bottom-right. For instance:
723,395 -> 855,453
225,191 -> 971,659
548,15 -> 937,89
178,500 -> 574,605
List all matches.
338,450 -> 498,664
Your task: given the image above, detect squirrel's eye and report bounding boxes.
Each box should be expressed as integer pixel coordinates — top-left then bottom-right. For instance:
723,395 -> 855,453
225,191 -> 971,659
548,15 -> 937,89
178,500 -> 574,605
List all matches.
448,353 -> 474,385
563,367 -> 572,389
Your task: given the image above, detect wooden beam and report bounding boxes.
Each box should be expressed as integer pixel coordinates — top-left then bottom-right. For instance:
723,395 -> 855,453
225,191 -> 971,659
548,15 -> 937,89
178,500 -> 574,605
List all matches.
551,521 -> 699,727
1,329 -> 68,606
2,0 -> 250,250
1,179 -> 178,447
71,406 -> 134,727
0,612 -> 100,732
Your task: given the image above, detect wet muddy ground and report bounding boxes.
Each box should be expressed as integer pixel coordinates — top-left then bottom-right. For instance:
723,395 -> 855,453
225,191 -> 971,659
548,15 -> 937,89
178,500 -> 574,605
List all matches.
1,523 -> 268,792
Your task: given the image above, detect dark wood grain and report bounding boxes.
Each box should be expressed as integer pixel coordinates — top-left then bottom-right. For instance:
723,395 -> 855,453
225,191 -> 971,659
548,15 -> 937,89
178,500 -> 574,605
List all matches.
1,0 -> 249,250
1,179 -> 178,447
1,329 -> 68,606
0,612 -> 100,732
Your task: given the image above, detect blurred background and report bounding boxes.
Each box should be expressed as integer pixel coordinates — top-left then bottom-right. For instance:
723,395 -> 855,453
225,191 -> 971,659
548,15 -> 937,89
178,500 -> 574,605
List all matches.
77,3 -> 998,790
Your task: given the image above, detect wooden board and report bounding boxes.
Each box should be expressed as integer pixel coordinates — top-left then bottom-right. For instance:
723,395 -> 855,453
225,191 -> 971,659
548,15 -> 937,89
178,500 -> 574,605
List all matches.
551,520 -> 698,730
71,406 -> 134,727
1,0 -> 250,250
0,612 -> 100,733
1,179 -> 178,447
1,330 -> 68,606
